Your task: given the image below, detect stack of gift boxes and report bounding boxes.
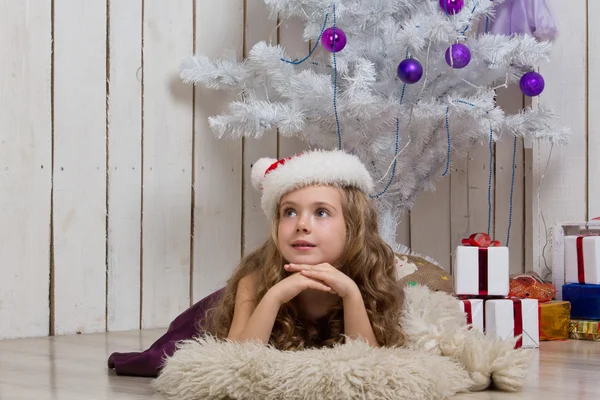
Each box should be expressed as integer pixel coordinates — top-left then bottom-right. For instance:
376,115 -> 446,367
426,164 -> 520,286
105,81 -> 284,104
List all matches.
453,226 -> 600,345
562,228 -> 600,341
453,233 -> 540,349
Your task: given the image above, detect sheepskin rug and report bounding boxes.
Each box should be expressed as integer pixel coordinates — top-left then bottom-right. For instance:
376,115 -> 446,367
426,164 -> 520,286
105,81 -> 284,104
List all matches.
152,285 -> 534,400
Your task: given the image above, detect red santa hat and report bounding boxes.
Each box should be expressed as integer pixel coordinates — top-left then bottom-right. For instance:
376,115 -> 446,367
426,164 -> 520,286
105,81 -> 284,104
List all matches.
251,149 -> 374,219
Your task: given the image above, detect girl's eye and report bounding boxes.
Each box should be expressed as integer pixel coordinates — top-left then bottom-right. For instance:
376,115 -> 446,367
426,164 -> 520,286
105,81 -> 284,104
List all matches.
316,209 -> 329,217
283,208 -> 296,217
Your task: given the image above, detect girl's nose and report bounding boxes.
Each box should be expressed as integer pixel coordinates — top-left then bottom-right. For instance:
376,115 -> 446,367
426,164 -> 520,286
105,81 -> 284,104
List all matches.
296,215 -> 311,233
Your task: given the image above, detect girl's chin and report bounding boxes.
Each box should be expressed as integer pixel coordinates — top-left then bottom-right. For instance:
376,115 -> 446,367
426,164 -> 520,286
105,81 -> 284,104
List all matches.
284,254 -> 327,265
283,257 -> 342,270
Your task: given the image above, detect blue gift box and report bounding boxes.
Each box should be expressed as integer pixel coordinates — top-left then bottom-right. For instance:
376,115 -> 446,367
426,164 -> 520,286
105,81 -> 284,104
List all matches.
562,284 -> 600,320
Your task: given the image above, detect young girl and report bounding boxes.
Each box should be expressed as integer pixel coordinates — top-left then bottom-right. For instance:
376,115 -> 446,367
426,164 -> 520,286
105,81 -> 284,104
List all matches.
204,149 -> 406,350
108,149 -> 405,377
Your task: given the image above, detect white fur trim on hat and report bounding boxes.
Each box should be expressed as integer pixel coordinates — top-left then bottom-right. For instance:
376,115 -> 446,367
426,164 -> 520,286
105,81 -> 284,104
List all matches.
251,149 -> 374,218
251,157 -> 277,191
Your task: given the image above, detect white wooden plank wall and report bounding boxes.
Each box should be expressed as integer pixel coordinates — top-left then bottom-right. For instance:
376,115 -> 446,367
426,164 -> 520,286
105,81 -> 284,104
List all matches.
495,85 -> 525,276
53,0 -> 107,335
0,0 -> 52,340
242,0 -> 278,256
141,0 -> 194,328
277,21 -> 311,158
589,2 -> 600,221
411,176 -> 452,269
0,0 -> 596,340
107,0 -> 143,332
532,0 -> 588,280
192,0 -> 244,304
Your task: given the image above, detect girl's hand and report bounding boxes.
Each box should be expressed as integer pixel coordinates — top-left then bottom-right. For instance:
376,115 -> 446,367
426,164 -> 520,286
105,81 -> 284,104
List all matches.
284,263 -> 359,300
268,272 -> 335,305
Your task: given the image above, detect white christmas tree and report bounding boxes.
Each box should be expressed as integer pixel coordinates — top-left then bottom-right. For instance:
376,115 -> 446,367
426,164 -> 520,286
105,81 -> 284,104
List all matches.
179,0 -> 568,246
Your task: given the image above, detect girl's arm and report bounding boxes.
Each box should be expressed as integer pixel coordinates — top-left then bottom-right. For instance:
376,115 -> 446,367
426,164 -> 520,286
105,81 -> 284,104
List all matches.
342,289 -> 380,347
229,271 -> 337,344
227,273 -> 258,339
227,274 -> 281,344
229,292 -> 281,344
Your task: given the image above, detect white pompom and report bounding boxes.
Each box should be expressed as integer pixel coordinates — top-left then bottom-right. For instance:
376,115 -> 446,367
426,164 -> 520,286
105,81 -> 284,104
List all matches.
251,157 -> 277,190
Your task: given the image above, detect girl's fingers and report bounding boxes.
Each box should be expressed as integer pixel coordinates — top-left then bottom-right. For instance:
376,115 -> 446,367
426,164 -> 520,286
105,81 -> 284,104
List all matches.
285,263 -> 331,272
284,263 -> 307,271
314,283 -> 336,293
303,271 -> 338,293
304,276 -> 335,293
301,269 -> 330,280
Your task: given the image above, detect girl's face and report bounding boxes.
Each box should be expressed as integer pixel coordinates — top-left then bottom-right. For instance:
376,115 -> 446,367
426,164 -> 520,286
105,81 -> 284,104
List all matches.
277,185 -> 346,267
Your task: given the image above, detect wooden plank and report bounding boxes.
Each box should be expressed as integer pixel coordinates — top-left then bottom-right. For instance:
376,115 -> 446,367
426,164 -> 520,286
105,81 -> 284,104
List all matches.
106,0 -> 143,331
192,0 -> 244,302
450,155 -> 469,275
142,0 -> 193,327
53,0 -> 107,335
410,177 -> 452,272
242,0 -> 278,256
448,111 -> 498,274
450,138 -> 496,274
468,139 -> 495,239
524,146 -> 535,274
0,0 -> 52,339
532,0 -> 587,277
277,16 -> 310,160
494,84 -> 525,275
395,211 -> 411,249
589,1 -> 600,220
523,95 -> 534,273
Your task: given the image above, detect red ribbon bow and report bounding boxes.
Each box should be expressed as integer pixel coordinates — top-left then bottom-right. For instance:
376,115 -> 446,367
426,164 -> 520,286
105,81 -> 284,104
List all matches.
461,232 -> 501,248
460,233 -> 501,296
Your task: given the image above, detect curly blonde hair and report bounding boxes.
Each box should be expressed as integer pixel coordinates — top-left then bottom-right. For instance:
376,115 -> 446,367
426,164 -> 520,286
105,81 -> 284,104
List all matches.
203,185 -> 406,349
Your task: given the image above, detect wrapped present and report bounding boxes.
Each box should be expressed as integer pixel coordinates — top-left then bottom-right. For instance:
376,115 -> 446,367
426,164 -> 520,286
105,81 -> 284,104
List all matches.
454,233 -> 509,297
551,218 -> 600,300
539,301 -> 570,341
509,272 -> 556,302
562,283 -> 600,320
569,319 -> 600,341
485,299 -> 539,349
564,233 -> 600,284
458,299 -> 484,331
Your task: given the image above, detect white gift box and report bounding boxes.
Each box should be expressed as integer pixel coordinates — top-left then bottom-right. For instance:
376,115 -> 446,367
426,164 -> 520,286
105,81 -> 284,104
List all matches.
485,299 -> 539,349
453,245 -> 509,297
564,235 -> 600,284
551,219 -> 600,300
458,299 -> 484,332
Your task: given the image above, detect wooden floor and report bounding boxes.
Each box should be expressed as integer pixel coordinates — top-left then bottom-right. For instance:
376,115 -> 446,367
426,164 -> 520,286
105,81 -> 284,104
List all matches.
0,330 -> 598,399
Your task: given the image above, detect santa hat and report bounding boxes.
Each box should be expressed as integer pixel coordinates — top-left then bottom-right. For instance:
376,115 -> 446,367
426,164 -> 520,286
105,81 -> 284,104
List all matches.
251,149 -> 374,219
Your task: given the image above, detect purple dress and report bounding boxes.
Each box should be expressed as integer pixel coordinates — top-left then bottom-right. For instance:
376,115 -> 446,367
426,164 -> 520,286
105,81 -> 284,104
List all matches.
107,288 -> 224,377
478,0 -> 557,41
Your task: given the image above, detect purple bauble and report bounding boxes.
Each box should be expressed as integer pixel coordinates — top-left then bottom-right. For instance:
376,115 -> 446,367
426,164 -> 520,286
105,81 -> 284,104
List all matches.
397,59 -> 423,84
321,27 -> 347,53
519,71 -> 545,97
445,43 -> 471,69
439,0 -> 464,14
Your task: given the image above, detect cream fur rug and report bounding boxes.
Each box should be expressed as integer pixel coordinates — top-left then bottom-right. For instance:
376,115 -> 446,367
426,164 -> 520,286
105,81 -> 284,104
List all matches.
152,285 -> 533,400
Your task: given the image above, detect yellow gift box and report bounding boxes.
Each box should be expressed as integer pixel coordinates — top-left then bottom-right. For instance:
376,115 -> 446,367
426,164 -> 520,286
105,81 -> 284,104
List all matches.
569,319 -> 600,341
539,301 -> 571,341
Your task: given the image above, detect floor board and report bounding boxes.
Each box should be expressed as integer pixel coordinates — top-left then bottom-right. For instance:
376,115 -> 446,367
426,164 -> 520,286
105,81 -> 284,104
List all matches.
0,330 -> 598,399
